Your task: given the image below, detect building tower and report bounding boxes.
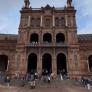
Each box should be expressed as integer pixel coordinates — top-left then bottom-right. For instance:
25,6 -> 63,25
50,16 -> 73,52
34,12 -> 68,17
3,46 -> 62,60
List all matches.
15,0 -> 81,78
24,0 -> 30,8
67,0 -> 72,7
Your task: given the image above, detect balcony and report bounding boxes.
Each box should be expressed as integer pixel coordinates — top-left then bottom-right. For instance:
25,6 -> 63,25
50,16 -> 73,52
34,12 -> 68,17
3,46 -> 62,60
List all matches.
25,42 -> 39,47
55,42 -> 68,47
25,42 -> 68,48
25,42 -> 53,47
42,42 -> 53,47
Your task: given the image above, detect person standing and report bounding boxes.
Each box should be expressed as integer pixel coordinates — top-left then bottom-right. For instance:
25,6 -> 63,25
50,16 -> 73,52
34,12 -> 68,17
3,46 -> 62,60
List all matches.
5,76 -> 10,87
86,78 -> 91,90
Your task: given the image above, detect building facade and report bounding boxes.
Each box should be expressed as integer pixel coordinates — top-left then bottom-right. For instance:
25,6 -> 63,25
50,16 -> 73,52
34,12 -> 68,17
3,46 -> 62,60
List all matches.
0,0 -> 92,79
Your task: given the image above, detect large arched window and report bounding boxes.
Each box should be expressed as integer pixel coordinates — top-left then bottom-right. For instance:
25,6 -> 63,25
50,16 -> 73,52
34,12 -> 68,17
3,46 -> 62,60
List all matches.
42,53 -> 52,74
43,33 -> 52,43
56,33 -> 65,43
30,33 -> 38,43
88,55 -> 92,72
27,53 -> 37,74
0,55 -> 8,71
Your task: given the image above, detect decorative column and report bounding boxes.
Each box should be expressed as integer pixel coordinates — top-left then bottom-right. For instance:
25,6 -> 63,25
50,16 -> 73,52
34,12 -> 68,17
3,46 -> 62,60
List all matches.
53,15 -> 55,27
40,15 -> 43,27
37,49 -> 42,74
52,49 -> 57,77
73,15 -> 76,27
16,54 -> 20,72
28,15 -> 30,27
87,60 -> 90,72
65,15 -> 68,26
7,60 -> 10,71
67,58 -> 72,78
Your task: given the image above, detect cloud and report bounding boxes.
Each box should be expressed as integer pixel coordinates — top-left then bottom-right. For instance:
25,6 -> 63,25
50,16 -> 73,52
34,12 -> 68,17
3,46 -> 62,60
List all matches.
0,16 -> 18,34
0,0 -> 22,14
78,22 -> 92,34
0,0 -> 67,34
74,0 -> 92,34
31,0 -> 66,8
75,0 -> 92,16
0,0 -> 22,34
0,0 -> 92,34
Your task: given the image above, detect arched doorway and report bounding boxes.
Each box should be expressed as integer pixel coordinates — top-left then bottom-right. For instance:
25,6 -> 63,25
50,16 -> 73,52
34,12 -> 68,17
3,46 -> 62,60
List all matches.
57,53 -> 67,75
88,55 -> 92,72
30,33 -> 38,43
27,53 -> 37,74
0,55 -> 8,71
43,33 -> 52,43
56,33 -> 65,43
42,53 -> 52,74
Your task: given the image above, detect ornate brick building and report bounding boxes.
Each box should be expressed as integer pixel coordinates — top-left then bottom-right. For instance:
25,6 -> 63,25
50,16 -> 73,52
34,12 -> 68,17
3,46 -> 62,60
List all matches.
0,0 -> 92,78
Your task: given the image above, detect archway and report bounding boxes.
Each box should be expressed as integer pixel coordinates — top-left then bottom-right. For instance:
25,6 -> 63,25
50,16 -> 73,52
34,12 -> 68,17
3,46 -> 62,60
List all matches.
27,53 -> 37,74
57,53 -> 67,75
30,33 -> 38,43
56,33 -> 65,43
0,55 -> 8,71
42,53 -> 52,74
88,55 -> 92,72
43,33 -> 52,43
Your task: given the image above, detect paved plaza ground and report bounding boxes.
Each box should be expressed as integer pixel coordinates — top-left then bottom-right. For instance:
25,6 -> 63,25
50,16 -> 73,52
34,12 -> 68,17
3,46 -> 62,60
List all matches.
0,84 -> 92,92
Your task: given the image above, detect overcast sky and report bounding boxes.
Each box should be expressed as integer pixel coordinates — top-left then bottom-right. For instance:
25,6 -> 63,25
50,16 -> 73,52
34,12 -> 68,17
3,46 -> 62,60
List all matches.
0,0 -> 92,34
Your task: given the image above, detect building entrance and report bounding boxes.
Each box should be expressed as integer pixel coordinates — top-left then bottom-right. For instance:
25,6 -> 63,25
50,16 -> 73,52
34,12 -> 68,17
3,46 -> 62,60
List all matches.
57,53 -> 67,75
42,53 -> 52,74
88,55 -> 92,72
27,53 -> 37,74
0,55 -> 8,72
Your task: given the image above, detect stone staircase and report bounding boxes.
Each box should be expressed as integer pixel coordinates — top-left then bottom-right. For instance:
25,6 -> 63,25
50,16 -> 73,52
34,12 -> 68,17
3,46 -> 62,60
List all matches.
0,73 -> 81,88
9,78 -> 79,88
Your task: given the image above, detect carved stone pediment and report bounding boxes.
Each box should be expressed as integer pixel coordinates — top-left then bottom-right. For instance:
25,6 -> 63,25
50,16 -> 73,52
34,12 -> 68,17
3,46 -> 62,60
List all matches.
45,4 -> 52,10
42,4 -> 53,15
44,10 -> 51,15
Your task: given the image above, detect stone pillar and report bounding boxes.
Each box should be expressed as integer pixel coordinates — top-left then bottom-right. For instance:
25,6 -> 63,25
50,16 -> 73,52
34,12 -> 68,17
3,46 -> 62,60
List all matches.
40,29 -> 43,45
65,15 -> 68,26
67,58 -> 72,77
87,60 -> 90,72
52,29 -> 55,46
53,15 -> 55,27
16,53 -> 20,72
37,49 -> 42,74
7,54 -> 16,75
40,15 -> 43,27
7,60 -> 10,71
67,15 -> 71,27
52,49 -> 57,77
71,15 -> 76,27
71,15 -> 74,27
28,15 -> 30,27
